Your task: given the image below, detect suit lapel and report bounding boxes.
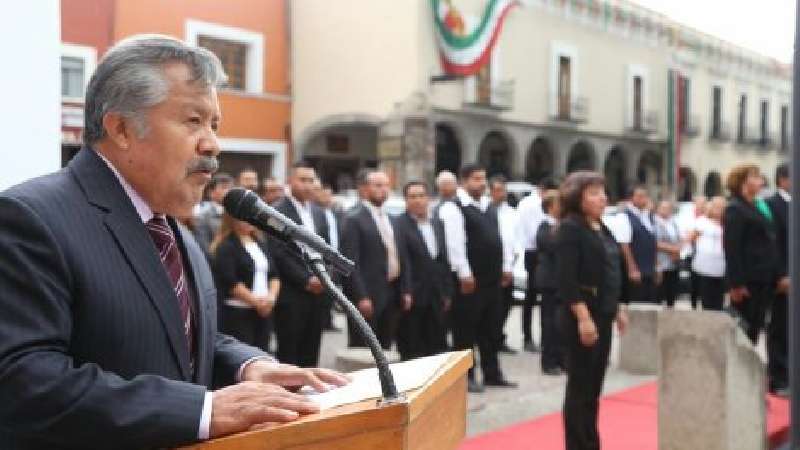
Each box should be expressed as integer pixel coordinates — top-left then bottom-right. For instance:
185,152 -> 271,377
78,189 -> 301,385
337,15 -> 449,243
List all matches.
70,148 -> 191,379
404,214 -> 432,262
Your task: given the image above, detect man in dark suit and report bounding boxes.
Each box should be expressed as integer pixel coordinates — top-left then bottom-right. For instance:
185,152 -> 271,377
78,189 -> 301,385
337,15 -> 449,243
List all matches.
271,162 -> 330,367
395,181 -> 454,360
341,171 -> 411,349
313,180 -> 344,332
766,163 -> 790,395
0,36 -> 347,449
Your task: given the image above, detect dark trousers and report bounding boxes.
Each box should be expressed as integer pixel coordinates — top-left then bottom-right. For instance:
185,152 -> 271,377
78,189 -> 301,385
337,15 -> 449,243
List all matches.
498,284 -> 514,347
540,288 -> 563,370
523,251 -> 538,343
562,307 -> 613,450
452,278 -> 502,381
397,302 -> 446,361
690,270 -> 701,310
732,282 -> 774,345
628,275 -> 657,304
274,294 -> 325,367
347,288 -> 399,350
658,269 -> 680,308
699,276 -> 725,311
221,305 -> 272,353
768,293 -> 789,390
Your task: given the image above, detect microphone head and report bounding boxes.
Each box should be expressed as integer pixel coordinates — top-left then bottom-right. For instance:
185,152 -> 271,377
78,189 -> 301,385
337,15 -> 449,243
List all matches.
223,187 -> 259,221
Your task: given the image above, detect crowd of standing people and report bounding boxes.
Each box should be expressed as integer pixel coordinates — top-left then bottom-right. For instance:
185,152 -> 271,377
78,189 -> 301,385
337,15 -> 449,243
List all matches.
184,159 -> 790,450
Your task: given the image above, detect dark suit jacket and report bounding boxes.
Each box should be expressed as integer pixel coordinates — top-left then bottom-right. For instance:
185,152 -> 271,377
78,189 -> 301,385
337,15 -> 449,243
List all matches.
556,216 -> 625,316
341,204 -> 411,315
0,148 -> 267,449
766,193 -> 789,278
212,234 -> 279,300
535,220 -> 558,291
723,196 -> 779,287
270,196 -> 329,307
394,213 -> 453,310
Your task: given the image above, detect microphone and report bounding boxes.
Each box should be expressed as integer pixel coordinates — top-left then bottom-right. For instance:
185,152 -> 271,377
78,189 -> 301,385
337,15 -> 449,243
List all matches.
223,188 -> 355,276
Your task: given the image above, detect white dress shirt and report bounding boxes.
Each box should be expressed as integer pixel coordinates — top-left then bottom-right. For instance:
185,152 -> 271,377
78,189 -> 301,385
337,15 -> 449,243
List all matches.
96,152 -> 270,441
692,216 -> 725,277
496,201 -> 519,273
289,195 -> 317,234
324,208 -> 339,250
416,218 -> 439,259
616,204 -> 654,244
515,189 -> 544,252
779,188 -> 792,203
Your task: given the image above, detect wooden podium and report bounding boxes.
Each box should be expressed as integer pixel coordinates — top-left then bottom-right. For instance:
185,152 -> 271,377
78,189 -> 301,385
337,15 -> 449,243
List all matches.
178,351 -> 472,450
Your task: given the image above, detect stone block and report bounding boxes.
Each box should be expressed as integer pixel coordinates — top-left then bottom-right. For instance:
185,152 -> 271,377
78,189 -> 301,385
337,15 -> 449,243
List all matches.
658,310 -> 765,450
619,304 -> 661,375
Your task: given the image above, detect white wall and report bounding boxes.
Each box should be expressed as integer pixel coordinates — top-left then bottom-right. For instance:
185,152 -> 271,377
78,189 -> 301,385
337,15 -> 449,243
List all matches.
0,1 -> 61,190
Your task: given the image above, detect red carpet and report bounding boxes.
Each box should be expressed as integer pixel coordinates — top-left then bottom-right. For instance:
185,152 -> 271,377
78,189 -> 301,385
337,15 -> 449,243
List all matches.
460,382 -> 789,450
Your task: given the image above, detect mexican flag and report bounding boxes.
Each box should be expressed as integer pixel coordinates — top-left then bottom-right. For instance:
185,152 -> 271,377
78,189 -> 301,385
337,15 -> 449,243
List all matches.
432,0 -> 518,76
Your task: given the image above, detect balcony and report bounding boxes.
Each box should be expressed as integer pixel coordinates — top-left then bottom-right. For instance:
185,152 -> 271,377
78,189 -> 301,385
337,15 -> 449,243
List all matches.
627,111 -> 659,134
464,79 -> 515,111
680,115 -> 701,138
708,121 -> 732,142
550,96 -> 589,124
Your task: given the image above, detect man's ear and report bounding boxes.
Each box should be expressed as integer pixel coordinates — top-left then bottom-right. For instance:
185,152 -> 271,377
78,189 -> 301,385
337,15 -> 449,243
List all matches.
102,112 -> 132,150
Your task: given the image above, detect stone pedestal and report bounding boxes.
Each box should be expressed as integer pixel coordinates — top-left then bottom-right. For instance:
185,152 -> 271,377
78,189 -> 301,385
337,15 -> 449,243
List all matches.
619,304 -> 661,375
335,347 -> 401,373
658,310 -> 765,450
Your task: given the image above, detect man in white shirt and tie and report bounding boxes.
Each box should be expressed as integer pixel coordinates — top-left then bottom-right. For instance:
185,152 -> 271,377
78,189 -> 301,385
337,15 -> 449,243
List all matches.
488,175 -> 520,354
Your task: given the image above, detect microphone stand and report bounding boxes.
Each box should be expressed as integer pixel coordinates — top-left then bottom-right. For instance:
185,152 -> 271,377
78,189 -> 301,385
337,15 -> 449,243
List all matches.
298,244 -> 404,405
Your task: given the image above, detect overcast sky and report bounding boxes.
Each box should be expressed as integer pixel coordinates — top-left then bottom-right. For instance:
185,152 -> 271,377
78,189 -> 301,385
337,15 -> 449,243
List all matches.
629,0 -> 796,63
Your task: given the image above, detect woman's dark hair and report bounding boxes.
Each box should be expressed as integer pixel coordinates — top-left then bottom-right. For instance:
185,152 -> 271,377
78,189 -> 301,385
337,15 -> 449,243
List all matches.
725,164 -> 760,198
559,171 -> 606,220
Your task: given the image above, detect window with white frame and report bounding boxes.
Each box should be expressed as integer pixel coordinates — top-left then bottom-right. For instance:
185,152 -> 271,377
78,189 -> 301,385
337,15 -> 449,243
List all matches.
186,19 -> 264,94
550,42 -> 579,120
626,65 -> 649,130
711,85 -> 723,138
60,43 -> 96,101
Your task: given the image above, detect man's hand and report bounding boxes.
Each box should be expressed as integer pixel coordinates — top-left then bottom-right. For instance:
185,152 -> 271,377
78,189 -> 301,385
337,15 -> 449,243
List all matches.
577,317 -> 598,347
460,276 -> 476,295
241,361 -> 351,392
616,308 -> 629,335
729,286 -> 751,304
306,276 -> 324,295
777,276 -> 790,295
357,298 -> 374,319
501,271 -> 513,288
209,382 -> 318,439
628,269 -> 642,284
254,295 -> 275,318
401,294 -> 414,312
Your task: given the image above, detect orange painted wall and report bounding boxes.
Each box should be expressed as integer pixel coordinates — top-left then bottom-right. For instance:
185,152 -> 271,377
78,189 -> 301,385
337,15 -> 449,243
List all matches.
112,0 -> 290,141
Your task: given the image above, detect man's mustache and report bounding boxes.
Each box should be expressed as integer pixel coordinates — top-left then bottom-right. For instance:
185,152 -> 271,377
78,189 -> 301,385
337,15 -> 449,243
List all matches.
187,156 -> 219,175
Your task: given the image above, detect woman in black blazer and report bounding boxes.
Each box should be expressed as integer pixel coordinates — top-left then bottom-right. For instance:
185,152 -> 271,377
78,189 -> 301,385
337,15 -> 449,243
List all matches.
210,214 -> 281,353
555,172 -> 628,450
722,164 -> 778,344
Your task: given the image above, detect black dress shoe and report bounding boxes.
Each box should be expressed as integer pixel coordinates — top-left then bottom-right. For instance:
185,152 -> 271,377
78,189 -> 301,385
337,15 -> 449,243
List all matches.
542,367 -> 563,376
468,379 -> 485,393
523,341 -> 540,353
499,343 -> 518,354
484,376 -> 518,388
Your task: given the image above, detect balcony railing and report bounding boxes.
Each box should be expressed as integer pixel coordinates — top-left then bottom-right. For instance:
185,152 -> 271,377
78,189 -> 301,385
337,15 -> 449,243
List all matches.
627,111 -> 659,134
464,79 -> 515,111
680,115 -> 700,138
550,96 -> 589,124
708,121 -> 731,142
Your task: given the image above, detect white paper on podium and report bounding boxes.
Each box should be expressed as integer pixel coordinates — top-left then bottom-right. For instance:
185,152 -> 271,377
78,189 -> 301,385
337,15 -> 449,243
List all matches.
303,353 -> 452,410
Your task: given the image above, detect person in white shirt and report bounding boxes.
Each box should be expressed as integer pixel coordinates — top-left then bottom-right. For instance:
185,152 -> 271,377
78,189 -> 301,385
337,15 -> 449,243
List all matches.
438,164 -> 517,392
515,181 -> 545,352
689,196 -> 726,310
489,175 -> 521,354
654,201 -> 682,308
617,186 -> 659,304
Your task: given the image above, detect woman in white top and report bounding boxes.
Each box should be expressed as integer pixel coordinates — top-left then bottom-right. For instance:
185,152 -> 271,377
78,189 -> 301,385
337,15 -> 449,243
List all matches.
655,201 -> 683,308
690,197 -> 726,310
210,214 -> 280,352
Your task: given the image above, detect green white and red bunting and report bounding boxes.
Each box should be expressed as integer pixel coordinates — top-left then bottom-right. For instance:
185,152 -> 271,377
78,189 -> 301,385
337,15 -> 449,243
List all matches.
432,0 -> 518,76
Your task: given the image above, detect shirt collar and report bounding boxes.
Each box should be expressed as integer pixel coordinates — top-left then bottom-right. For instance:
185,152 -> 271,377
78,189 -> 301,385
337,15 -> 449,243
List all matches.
457,188 -> 488,210
289,195 -> 309,213
96,150 -> 154,224
363,200 -> 384,216
779,189 -> 792,202
543,214 -> 557,225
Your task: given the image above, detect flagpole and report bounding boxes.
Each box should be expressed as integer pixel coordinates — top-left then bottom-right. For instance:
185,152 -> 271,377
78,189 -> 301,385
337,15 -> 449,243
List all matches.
790,0 -> 799,447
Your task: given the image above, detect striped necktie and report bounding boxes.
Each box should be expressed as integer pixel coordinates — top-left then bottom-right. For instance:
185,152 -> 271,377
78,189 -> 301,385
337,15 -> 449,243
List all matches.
146,216 -> 195,371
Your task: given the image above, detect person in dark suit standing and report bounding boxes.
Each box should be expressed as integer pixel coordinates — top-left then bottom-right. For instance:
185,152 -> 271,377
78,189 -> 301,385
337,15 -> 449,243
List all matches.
535,190 -> 564,375
438,164 -> 517,393
723,164 -> 779,345
210,214 -> 279,353
0,36 -> 348,449
270,162 -> 330,367
395,181 -> 454,360
341,171 -> 411,349
766,163 -> 790,396
556,172 -> 628,450
313,180 -> 344,332
619,185 -> 659,304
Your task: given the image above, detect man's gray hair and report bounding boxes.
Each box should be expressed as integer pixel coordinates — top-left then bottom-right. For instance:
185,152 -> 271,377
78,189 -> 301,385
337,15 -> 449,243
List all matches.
435,170 -> 457,186
83,34 -> 227,146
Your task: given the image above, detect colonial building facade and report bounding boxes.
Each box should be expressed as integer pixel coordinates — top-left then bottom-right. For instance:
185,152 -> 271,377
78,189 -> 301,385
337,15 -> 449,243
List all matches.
292,0 -> 790,199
